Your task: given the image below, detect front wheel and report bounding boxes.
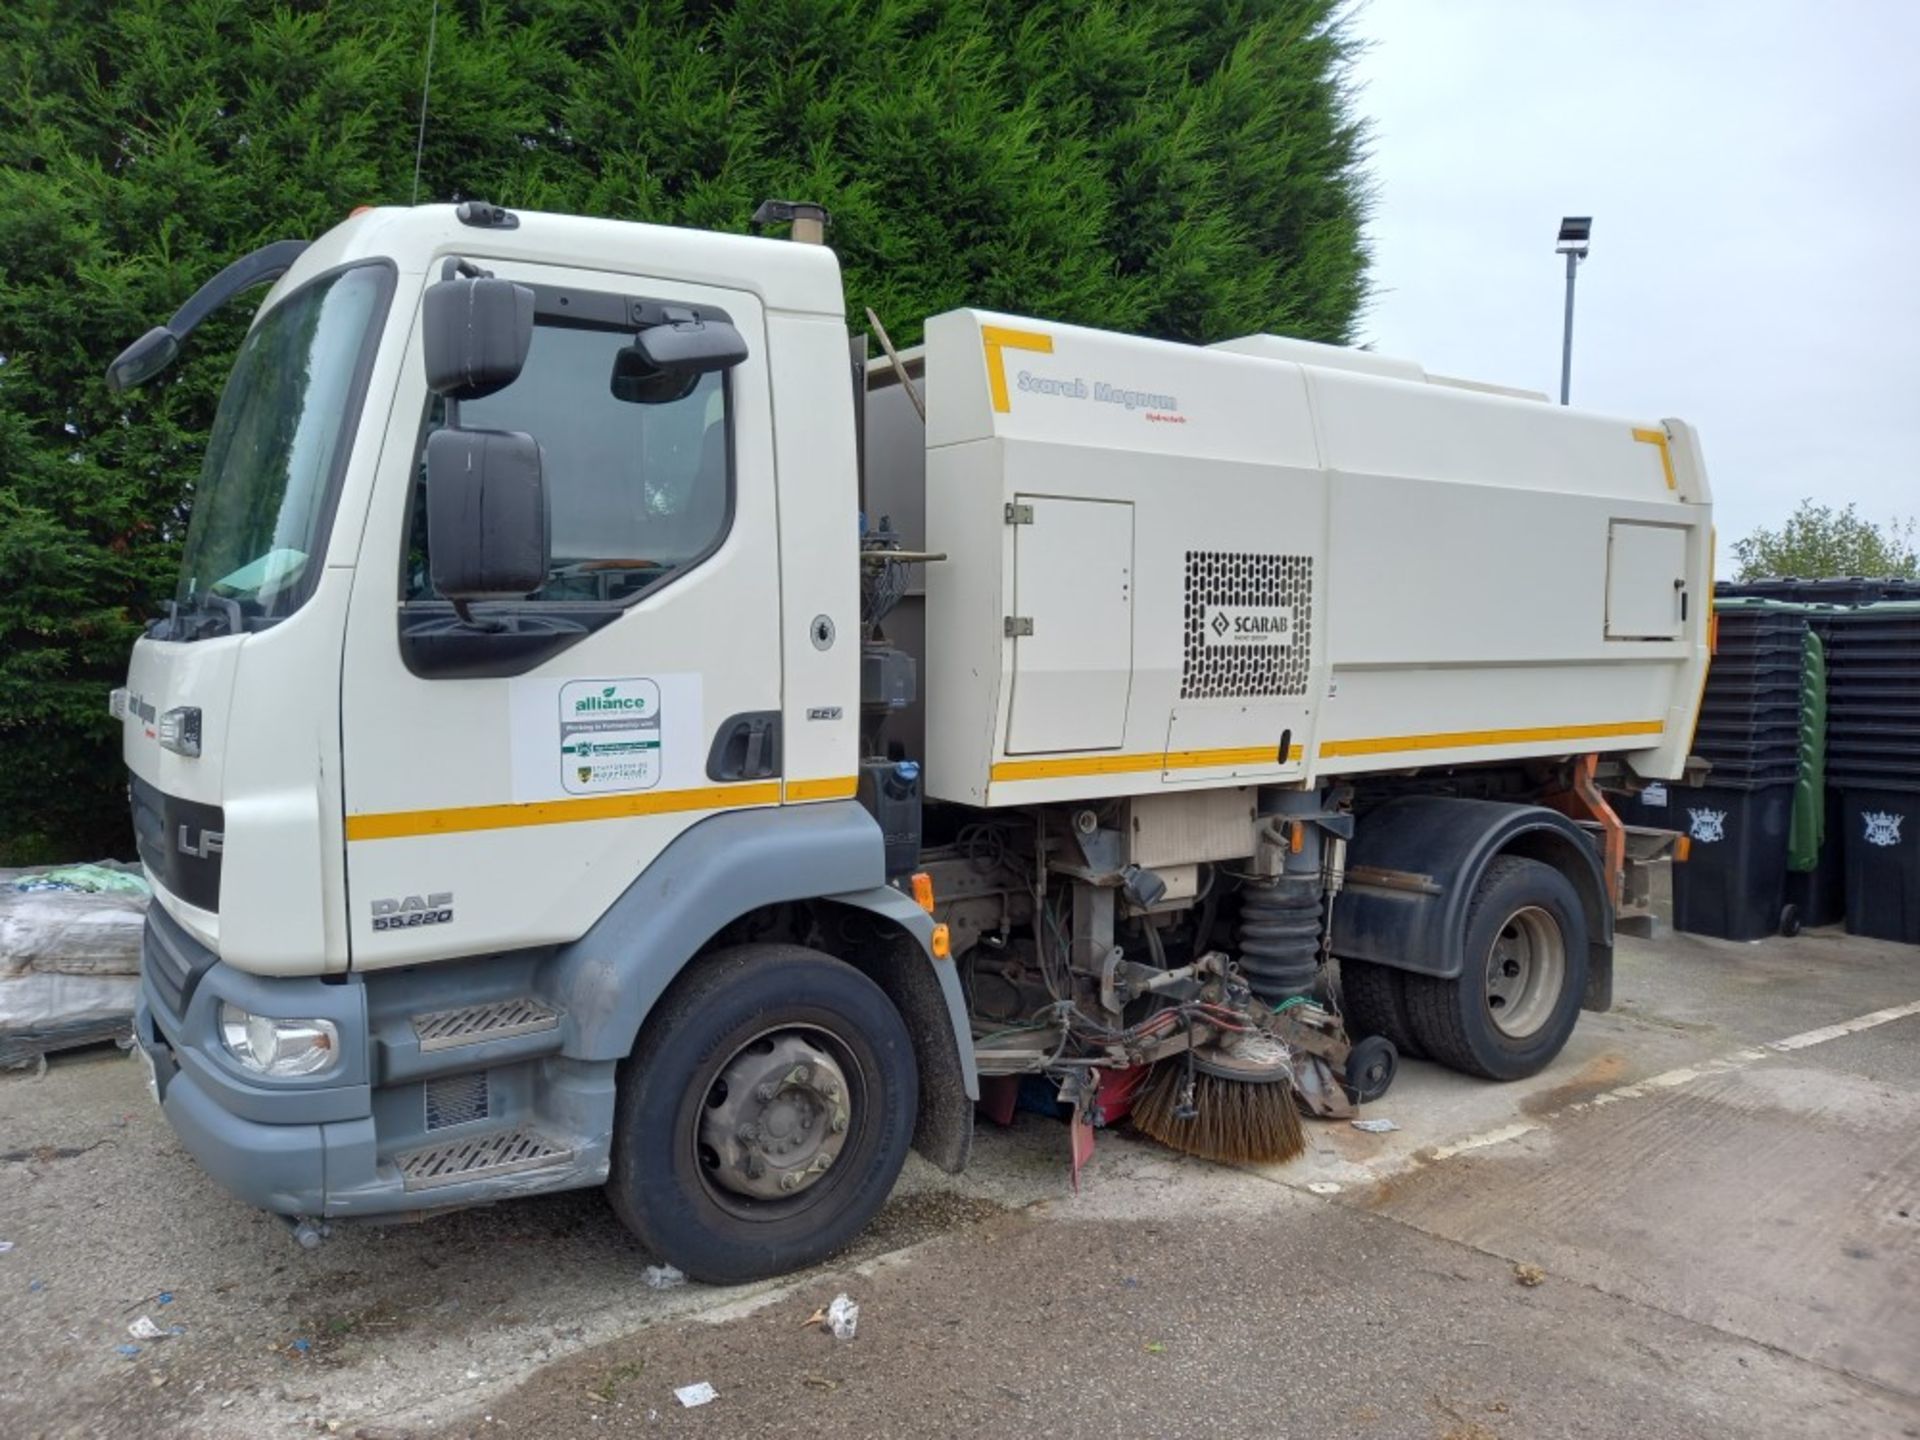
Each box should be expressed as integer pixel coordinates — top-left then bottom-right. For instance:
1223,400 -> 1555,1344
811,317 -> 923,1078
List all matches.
606,944 -> 917,1284
1403,856 -> 1589,1081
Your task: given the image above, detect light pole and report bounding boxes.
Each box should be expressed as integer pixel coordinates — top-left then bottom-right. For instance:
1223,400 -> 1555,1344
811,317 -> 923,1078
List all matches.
1555,216 -> 1591,406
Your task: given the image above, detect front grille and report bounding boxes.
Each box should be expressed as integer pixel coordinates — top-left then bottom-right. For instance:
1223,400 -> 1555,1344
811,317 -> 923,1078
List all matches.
143,904 -> 214,1020
128,773 -> 224,913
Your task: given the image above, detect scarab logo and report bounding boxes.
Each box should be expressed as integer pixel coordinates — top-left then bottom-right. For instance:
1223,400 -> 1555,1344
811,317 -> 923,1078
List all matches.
1688,808 -> 1727,844
1202,605 -> 1296,648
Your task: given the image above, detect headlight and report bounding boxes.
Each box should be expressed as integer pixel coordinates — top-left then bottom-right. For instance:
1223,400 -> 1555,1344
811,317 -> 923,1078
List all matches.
218,1003 -> 340,1077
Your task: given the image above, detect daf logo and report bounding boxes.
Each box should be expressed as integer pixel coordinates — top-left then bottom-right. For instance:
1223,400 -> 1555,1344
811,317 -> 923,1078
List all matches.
371,892 -> 455,931
177,824 -> 224,859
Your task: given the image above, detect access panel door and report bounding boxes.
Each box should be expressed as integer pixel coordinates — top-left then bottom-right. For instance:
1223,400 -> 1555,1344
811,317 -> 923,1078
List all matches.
1006,496 -> 1134,754
1606,521 -> 1690,640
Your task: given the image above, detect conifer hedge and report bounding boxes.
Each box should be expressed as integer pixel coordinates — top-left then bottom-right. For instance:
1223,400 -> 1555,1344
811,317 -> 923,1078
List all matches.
0,0 -> 1368,861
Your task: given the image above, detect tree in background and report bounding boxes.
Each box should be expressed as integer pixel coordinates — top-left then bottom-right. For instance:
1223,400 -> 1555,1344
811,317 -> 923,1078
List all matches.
0,0 -> 1371,863
1732,500 -> 1919,582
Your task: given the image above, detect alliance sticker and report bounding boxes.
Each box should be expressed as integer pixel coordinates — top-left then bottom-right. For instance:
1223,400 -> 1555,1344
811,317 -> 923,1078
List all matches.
559,679 -> 662,794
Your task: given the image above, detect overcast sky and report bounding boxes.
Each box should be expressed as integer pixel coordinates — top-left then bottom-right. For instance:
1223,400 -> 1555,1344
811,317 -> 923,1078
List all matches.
1348,0 -> 1919,558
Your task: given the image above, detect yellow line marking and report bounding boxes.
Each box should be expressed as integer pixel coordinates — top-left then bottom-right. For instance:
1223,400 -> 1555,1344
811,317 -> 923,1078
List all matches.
346,781 -> 782,841
1633,426 -> 1676,489
980,324 -> 1053,413
991,744 -> 1303,784
1317,720 -> 1664,760
784,775 -> 859,802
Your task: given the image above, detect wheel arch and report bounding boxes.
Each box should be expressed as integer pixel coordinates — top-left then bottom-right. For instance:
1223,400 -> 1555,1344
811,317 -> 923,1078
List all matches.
809,890 -> 977,1175
538,801 -> 975,1172
1331,796 -> 1614,1010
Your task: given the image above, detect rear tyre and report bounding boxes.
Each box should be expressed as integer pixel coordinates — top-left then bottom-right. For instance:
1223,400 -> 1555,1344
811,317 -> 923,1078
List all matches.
1404,857 -> 1588,1081
606,943 -> 916,1284
1336,958 -> 1425,1060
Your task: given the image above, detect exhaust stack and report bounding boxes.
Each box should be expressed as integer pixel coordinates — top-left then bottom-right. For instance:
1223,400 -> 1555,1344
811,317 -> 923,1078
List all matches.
751,198 -> 830,245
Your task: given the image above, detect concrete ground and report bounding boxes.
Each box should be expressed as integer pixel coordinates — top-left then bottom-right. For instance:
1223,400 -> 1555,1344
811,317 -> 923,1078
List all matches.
2,919 -> 1916,1439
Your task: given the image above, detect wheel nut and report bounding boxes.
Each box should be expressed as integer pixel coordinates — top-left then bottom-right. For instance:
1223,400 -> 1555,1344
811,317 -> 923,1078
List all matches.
756,1082 -> 778,1102
780,1172 -> 802,1192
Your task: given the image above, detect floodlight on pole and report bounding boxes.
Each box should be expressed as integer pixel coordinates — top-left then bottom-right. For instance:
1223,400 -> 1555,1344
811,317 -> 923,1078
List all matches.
1555,216 -> 1591,406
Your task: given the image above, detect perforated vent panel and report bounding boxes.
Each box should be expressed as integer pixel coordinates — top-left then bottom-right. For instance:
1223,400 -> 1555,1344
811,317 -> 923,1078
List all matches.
425,1071 -> 490,1131
1181,551 -> 1314,699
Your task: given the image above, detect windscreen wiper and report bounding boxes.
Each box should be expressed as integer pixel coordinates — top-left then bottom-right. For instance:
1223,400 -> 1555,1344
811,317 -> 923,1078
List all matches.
105,238 -> 311,392
147,590 -> 250,643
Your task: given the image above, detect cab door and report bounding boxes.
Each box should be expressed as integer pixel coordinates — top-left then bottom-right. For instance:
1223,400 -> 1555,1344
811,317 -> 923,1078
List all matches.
338,260 -> 782,967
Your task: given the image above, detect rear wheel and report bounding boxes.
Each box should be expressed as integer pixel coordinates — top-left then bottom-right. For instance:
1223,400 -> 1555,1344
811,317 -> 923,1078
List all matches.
1336,957 -> 1425,1060
606,944 -> 916,1284
1404,857 -> 1588,1081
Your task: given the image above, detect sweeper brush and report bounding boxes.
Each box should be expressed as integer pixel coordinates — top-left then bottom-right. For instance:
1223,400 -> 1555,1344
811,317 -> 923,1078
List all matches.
1129,1031 -> 1305,1165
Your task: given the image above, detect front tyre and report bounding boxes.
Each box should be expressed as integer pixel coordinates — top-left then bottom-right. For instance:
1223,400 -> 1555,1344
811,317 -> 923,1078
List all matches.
606,943 -> 917,1284
1403,856 -> 1589,1081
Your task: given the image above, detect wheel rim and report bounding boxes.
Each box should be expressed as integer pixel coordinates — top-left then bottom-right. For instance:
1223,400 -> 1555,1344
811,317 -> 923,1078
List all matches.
1483,905 -> 1566,1039
695,1026 -> 859,1214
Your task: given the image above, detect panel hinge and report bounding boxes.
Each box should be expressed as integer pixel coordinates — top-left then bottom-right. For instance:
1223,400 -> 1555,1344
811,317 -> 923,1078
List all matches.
1003,503 -> 1034,525
1004,616 -> 1034,638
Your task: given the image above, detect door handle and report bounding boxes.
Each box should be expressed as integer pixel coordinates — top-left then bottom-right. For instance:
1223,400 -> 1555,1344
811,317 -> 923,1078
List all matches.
707,711 -> 782,782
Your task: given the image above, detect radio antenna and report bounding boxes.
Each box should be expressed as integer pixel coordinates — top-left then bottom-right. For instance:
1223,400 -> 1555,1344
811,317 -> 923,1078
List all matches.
410,0 -> 441,206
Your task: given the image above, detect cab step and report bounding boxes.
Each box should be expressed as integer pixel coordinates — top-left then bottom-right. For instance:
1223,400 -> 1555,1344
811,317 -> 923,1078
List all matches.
411,996 -> 559,1052
396,1127 -> 573,1191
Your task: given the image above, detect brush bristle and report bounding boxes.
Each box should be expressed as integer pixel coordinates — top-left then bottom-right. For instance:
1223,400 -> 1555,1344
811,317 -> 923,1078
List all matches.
1129,1063 -> 1306,1165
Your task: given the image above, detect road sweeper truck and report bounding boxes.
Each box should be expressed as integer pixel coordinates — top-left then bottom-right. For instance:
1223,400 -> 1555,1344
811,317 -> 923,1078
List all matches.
110,200 -> 1711,1282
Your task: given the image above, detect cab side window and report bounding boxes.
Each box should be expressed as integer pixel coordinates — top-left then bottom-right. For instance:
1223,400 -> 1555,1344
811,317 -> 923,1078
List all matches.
405,317 -> 731,605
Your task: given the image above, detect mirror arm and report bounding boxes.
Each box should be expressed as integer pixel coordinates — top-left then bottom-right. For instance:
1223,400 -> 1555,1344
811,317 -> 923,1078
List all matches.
450,597 -> 507,633
440,256 -> 492,283
166,239 -> 311,339
107,238 -> 311,391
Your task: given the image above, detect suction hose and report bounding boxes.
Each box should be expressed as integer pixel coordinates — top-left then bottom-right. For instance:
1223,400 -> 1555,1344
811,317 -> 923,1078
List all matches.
1237,874 -> 1322,1003
1237,788 -> 1332,1005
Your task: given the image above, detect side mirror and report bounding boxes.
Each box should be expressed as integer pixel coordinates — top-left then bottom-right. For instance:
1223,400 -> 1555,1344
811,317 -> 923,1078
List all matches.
635,317 -> 748,375
425,428 -> 549,604
423,277 -> 534,400
106,326 -> 182,393
610,346 -> 701,405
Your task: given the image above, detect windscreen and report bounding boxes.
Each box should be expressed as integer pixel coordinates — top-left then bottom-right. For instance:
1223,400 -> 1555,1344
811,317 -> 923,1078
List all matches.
172,263 -> 390,628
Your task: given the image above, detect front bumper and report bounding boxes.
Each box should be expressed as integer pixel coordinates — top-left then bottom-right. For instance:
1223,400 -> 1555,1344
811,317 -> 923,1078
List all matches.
136,903 -> 374,1215
136,1015 -> 335,1213
138,904 -> 611,1219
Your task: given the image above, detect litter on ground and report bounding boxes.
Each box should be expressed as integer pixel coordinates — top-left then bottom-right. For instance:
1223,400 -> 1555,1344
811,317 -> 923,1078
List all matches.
1351,1117 -> 1399,1133
827,1293 -> 860,1340
674,1381 -> 718,1408
642,1264 -> 686,1290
